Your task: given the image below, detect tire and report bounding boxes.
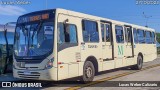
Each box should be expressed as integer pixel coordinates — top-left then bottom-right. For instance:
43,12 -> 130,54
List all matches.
81,61 -> 95,83
131,55 -> 143,70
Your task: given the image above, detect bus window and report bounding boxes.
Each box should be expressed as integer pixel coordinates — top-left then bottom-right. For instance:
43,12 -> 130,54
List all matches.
151,32 -> 155,44
101,23 -> 111,42
58,23 -> 65,44
58,23 -> 77,43
137,29 -> 145,43
125,27 -> 131,43
82,20 -> 99,42
115,26 -> 124,43
145,31 -> 152,44
67,24 -> 77,43
133,28 -> 138,43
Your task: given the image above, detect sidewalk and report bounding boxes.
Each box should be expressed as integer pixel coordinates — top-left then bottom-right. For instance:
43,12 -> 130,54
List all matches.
0,73 -> 21,81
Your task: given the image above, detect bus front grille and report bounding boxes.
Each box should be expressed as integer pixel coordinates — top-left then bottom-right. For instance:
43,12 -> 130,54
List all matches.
18,71 -> 40,79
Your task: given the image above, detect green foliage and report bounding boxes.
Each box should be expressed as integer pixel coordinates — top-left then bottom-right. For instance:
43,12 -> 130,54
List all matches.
156,33 -> 160,43
157,47 -> 160,54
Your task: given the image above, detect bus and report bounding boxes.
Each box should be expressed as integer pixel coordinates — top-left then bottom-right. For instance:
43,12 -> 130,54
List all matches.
0,23 -> 15,74
13,8 -> 157,82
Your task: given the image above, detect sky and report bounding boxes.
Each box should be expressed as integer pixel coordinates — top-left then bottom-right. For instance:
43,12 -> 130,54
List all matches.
0,0 -> 160,32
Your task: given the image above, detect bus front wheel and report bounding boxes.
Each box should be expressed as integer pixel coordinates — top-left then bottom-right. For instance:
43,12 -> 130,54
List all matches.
131,55 -> 143,70
81,61 -> 95,83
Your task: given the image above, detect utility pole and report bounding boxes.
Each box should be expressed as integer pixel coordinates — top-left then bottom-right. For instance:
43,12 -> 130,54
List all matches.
143,12 -> 152,27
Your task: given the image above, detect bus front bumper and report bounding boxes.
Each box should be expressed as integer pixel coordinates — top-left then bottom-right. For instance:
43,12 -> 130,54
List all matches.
13,67 -> 58,81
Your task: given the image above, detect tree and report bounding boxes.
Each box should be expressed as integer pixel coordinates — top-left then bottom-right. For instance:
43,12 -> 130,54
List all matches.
156,33 -> 160,43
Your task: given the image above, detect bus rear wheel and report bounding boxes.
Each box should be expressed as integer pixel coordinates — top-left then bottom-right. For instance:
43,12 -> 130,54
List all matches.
131,55 -> 143,70
81,61 -> 95,83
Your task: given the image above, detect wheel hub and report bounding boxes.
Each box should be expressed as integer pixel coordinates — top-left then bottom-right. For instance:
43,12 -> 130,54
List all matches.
85,66 -> 92,78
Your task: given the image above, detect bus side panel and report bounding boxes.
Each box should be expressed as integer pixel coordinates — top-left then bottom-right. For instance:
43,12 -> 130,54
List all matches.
144,44 -> 157,62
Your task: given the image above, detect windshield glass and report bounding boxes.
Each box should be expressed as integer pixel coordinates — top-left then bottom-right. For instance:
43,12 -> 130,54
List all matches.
14,22 -> 54,57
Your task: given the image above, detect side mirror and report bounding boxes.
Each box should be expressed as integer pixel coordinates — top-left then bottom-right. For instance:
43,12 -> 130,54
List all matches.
0,49 -> 2,58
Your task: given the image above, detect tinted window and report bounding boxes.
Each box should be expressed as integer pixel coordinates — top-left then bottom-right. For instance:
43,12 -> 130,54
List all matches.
138,29 -> 145,43
145,31 -> 152,44
115,26 -> 124,43
58,23 -> 77,43
82,20 -> 99,42
101,23 -> 111,42
125,27 -> 131,43
133,28 -> 138,43
151,32 -> 155,44
58,23 -> 65,43
69,25 -> 77,43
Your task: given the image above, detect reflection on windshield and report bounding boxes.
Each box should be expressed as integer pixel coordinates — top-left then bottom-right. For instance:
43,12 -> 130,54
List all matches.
14,22 -> 54,57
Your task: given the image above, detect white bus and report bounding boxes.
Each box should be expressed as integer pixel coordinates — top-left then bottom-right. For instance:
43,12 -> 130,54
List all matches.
13,8 -> 157,82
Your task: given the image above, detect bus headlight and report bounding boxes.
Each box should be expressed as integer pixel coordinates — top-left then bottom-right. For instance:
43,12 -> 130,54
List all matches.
45,58 -> 54,69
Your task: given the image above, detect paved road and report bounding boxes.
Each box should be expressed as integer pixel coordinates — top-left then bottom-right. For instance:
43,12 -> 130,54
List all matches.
1,58 -> 160,90
81,63 -> 160,90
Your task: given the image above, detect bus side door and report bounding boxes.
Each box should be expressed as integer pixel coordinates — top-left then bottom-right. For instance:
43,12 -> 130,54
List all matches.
114,25 -> 125,68
100,22 -> 114,70
57,14 -> 80,80
124,26 -> 134,66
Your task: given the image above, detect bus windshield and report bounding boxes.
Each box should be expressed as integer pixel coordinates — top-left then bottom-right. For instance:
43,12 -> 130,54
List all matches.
14,21 -> 54,57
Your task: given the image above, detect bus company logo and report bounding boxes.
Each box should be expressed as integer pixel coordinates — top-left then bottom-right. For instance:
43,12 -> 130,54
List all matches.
118,45 -> 124,55
2,82 -> 11,87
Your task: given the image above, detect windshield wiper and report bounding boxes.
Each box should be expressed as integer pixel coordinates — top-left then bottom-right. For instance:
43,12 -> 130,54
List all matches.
31,21 -> 43,43
30,21 -> 44,49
